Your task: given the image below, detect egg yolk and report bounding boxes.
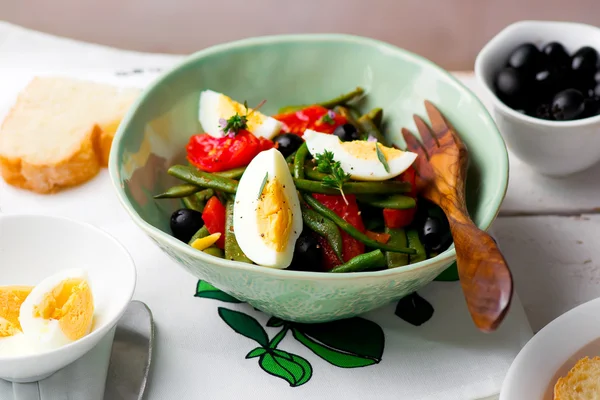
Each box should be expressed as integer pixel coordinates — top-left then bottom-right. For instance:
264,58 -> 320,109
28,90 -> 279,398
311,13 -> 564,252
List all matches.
341,141 -> 404,161
0,286 -> 33,334
0,317 -> 20,337
218,95 -> 266,131
32,278 -> 94,341
256,178 -> 292,251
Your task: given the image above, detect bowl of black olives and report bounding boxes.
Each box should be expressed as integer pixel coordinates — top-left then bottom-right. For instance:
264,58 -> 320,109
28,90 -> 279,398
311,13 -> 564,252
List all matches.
476,20 -> 600,176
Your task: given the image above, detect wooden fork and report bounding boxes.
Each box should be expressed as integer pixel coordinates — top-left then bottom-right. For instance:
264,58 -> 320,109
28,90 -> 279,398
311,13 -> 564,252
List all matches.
402,101 -> 513,332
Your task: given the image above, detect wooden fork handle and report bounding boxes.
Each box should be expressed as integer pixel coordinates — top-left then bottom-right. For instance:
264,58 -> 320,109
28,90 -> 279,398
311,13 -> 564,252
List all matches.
444,211 -> 513,332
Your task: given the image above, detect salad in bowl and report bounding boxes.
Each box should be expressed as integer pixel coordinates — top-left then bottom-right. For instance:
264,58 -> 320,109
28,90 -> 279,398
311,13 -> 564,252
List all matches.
109,34 -> 507,322
156,88 -> 452,274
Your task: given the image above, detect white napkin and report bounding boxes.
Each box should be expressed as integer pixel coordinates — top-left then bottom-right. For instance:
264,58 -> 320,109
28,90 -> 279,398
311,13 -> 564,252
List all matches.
0,329 -> 114,400
0,22 -> 533,400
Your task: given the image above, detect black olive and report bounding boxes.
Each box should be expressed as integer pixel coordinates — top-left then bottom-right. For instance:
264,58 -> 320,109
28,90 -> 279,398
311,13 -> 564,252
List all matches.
507,43 -> 542,75
551,89 -> 585,120
533,103 -> 554,120
494,67 -> 530,109
594,83 -> 600,98
534,68 -> 559,100
333,123 -> 361,142
273,133 -> 304,158
571,46 -> 599,75
289,233 -> 322,271
542,42 -> 570,69
420,216 -> 444,252
582,97 -> 600,118
170,208 -> 204,243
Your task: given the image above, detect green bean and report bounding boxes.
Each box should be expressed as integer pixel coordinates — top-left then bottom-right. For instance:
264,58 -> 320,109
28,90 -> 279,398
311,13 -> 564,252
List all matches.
293,143 -> 309,179
286,151 -> 297,164
385,228 -> 409,268
334,106 -> 364,134
203,246 -> 224,258
304,161 -> 328,181
303,194 -> 415,254
183,195 -> 203,212
188,226 -> 210,245
365,107 -> 383,128
154,184 -> 201,199
224,200 -> 253,263
294,179 -> 411,195
356,194 -> 416,210
277,87 -> 365,114
301,205 -> 343,261
358,115 -> 388,146
195,188 -> 215,202
214,167 -> 246,180
407,229 -> 427,264
330,250 -> 386,273
168,165 -> 238,194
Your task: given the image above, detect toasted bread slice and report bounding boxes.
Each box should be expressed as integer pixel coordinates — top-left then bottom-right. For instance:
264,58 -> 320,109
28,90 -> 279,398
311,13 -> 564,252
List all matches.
555,356 -> 600,400
0,77 -> 139,193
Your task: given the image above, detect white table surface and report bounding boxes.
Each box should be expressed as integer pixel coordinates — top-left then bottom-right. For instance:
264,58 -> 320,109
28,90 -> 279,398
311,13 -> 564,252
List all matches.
0,20 -> 598,390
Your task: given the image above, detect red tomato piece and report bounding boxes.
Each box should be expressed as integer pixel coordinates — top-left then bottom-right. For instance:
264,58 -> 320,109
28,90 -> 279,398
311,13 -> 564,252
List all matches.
383,208 -> 417,229
202,196 -> 226,248
399,166 -> 417,197
273,105 -> 347,135
187,130 -> 274,172
365,231 -> 391,244
312,194 -> 365,270
383,166 -> 418,229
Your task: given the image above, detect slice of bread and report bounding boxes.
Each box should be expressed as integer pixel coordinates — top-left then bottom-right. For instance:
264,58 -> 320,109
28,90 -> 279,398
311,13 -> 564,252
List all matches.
555,356 -> 600,400
0,77 -> 139,193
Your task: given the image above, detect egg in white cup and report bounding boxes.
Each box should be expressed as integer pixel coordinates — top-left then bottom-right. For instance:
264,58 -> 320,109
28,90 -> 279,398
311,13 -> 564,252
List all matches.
475,20 -> 600,177
0,214 -> 136,383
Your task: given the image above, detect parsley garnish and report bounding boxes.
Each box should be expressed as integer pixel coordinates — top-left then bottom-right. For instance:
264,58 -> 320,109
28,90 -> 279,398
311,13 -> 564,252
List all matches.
321,111 -> 336,125
220,100 -> 266,136
375,143 -> 390,173
258,172 -> 268,200
315,150 -> 351,204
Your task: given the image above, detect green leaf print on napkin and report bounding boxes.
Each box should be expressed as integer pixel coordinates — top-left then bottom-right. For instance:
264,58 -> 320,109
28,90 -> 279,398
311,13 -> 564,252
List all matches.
259,350 -> 313,387
292,318 -> 384,366
218,308 -> 269,347
198,279 -> 434,387
195,281 -> 241,303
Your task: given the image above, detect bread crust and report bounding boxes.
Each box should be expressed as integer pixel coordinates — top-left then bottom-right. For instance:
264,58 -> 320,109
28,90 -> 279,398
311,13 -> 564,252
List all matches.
0,125 -> 105,193
0,77 -> 138,193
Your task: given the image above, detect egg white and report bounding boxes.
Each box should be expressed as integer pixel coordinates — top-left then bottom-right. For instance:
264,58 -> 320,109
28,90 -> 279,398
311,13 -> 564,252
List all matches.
19,268 -> 94,352
303,129 -> 418,181
233,148 -> 303,269
198,90 -> 282,139
0,332 -> 34,357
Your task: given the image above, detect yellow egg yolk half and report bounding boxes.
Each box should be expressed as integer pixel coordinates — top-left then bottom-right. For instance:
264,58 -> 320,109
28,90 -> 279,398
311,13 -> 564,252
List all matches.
340,141 -> 404,161
0,317 -> 21,337
0,286 -> 33,335
32,278 -> 94,341
218,95 -> 267,131
256,178 -> 292,252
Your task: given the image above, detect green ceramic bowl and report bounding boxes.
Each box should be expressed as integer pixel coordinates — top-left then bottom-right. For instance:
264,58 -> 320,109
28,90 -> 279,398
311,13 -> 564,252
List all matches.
109,34 -> 508,323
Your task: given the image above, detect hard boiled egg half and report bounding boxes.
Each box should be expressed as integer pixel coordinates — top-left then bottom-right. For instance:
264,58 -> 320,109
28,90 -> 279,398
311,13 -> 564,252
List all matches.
303,129 -> 418,181
19,269 -> 95,351
234,148 -> 303,269
199,90 -> 282,139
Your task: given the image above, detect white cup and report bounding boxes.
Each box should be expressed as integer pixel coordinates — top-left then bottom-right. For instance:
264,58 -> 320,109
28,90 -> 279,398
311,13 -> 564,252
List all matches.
0,214 -> 136,383
475,20 -> 600,177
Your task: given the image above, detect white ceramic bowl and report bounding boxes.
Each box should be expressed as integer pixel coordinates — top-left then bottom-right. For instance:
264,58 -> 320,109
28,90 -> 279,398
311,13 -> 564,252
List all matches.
500,296 -> 600,399
0,214 -> 136,383
475,20 -> 600,177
